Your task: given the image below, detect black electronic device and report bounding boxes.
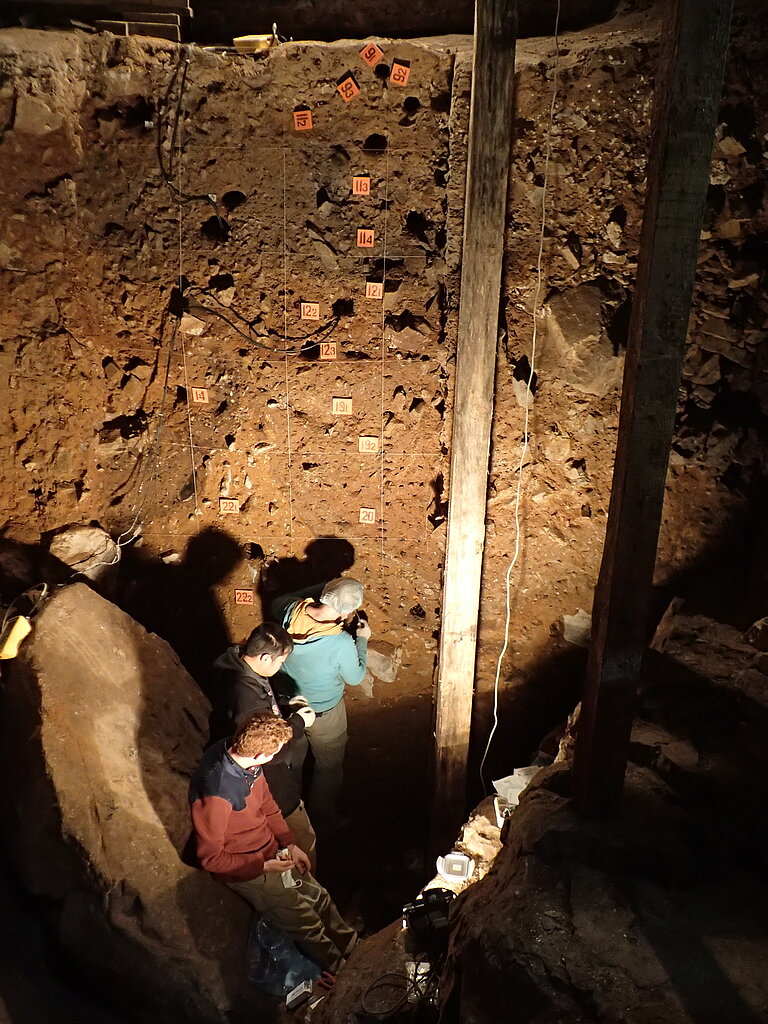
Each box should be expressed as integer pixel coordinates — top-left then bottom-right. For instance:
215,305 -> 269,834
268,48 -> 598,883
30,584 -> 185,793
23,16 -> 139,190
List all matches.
402,888 -> 456,952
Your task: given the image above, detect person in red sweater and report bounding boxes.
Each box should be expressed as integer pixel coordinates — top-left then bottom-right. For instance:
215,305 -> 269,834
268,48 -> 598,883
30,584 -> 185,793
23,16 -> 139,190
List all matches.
189,710 -> 356,973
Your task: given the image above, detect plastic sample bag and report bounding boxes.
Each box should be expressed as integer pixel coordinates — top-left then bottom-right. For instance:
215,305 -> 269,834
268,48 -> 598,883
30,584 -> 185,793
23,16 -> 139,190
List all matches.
246,915 -> 321,996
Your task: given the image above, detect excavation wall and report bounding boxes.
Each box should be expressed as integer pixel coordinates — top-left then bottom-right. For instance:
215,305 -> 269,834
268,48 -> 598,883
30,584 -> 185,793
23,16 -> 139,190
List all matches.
2,0 -> 767,805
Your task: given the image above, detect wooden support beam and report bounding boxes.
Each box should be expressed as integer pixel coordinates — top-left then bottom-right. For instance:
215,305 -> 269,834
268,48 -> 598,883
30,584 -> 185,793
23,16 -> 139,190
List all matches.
573,0 -> 733,816
432,0 -> 517,847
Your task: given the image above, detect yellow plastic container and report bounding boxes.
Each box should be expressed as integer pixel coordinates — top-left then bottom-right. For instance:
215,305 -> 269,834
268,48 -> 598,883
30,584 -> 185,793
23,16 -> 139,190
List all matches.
233,34 -> 275,54
0,616 -> 32,659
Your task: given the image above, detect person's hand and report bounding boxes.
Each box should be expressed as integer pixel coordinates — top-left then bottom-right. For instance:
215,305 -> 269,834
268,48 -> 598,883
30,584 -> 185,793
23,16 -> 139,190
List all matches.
263,856 -> 295,873
288,845 -> 311,875
356,619 -> 372,640
288,695 -> 309,709
294,704 -> 316,728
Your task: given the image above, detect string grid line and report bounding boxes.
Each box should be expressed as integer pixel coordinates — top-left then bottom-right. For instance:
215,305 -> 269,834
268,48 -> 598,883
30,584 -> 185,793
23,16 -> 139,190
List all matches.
479,2 -> 562,790
282,140 -> 296,551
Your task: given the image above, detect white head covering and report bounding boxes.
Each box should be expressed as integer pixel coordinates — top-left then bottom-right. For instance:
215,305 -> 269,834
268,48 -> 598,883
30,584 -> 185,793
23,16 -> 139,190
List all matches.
320,577 -> 364,617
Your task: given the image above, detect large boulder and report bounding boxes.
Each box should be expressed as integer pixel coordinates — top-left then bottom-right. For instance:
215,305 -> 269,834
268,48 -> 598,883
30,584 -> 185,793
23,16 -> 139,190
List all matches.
0,583 -> 252,1023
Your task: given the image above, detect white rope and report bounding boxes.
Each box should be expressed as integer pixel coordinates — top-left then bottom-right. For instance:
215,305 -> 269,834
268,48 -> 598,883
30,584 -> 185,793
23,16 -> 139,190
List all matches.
479,0 -> 562,790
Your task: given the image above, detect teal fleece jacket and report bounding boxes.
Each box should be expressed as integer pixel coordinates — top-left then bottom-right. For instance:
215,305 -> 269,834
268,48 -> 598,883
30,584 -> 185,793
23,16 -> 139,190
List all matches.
273,587 -> 368,712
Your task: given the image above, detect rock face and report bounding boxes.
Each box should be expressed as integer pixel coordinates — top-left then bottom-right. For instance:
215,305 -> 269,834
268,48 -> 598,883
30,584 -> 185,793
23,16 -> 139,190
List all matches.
652,598 -> 768,716
435,607 -> 768,1024
47,523 -> 120,582
313,603 -> 768,1024
1,1 -> 768,873
0,583 -> 251,1024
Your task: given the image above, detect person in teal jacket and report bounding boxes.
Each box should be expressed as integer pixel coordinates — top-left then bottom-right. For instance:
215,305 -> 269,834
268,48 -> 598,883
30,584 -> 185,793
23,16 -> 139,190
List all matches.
272,578 -> 370,833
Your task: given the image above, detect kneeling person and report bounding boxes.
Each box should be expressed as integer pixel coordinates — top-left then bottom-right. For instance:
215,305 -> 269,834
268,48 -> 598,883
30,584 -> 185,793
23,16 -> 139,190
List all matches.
189,710 -> 356,973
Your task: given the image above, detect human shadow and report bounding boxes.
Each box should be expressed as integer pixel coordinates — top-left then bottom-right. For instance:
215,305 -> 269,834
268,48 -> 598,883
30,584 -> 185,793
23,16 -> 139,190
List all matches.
257,537 -> 355,617
119,526 -> 242,701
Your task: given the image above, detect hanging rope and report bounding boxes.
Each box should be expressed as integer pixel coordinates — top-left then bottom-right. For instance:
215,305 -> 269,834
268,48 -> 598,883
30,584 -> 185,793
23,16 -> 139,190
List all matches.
480,0 -> 562,790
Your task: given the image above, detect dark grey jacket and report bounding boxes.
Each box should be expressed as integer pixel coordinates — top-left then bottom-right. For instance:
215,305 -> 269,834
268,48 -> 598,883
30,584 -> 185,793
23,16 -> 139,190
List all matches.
211,645 -> 307,816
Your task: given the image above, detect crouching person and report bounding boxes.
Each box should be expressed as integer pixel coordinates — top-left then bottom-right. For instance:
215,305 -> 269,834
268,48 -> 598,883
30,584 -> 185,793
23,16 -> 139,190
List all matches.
189,710 -> 356,974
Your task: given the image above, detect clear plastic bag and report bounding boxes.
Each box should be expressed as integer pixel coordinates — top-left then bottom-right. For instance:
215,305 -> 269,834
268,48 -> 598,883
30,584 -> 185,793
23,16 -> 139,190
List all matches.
246,914 -> 321,996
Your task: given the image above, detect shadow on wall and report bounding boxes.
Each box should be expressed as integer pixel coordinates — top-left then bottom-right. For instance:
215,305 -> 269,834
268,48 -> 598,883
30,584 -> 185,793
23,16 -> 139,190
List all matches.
468,641 -> 587,804
649,494 -> 768,632
316,691 -> 435,930
258,537 -> 355,617
467,478 -> 766,810
119,526 -> 242,699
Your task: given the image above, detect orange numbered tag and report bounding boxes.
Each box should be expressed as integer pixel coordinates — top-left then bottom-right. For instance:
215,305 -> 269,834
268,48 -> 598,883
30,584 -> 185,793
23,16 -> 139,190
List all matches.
359,507 -> 376,524
234,589 -> 254,606
332,397 -> 353,415
190,386 -> 209,404
390,60 -> 411,87
219,497 -> 239,514
358,436 -> 379,453
293,108 -> 313,131
336,74 -> 360,103
357,228 -> 375,248
365,281 -> 384,299
359,42 -> 384,67
301,302 -> 320,320
320,342 -> 337,360
352,176 -> 371,195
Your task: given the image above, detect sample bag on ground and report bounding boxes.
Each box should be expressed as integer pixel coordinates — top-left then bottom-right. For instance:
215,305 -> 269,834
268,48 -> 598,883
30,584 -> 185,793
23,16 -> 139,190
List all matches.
246,915 -> 321,996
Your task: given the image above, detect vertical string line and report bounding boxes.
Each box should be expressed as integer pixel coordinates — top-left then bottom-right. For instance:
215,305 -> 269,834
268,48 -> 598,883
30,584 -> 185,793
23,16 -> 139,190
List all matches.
479,0 -> 561,790
178,53 -> 200,520
283,137 -> 295,552
379,109 -> 390,571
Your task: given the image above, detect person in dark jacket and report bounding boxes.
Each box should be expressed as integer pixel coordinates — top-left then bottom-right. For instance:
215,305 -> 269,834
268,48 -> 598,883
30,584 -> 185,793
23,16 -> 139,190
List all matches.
189,711 -> 356,973
212,622 -> 317,866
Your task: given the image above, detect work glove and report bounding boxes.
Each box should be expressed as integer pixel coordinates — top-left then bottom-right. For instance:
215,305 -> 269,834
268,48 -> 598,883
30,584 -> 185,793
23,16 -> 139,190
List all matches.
293,704 -> 316,728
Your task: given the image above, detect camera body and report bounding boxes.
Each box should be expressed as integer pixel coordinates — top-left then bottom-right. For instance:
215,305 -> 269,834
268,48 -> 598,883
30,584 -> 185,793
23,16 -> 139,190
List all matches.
344,608 -> 368,635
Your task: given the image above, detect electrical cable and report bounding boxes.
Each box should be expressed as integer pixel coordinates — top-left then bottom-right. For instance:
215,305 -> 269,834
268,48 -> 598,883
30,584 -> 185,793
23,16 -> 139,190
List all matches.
156,47 -> 223,222
186,296 -> 341,352
359,955 -> 441,1018
0,584 -> 48,640
117,316 -> 179,540
175,73 -> 202,527
479,0 -> 562,792
198,283 -> 343,344
61,317 -> 181,580
360,972 -> 413,1018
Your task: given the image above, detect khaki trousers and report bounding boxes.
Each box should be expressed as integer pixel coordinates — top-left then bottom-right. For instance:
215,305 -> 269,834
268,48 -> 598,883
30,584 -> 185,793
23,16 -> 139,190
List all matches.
284,800 -> 317,873
305,698 -> 347,832
225,871 -> 356,972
